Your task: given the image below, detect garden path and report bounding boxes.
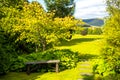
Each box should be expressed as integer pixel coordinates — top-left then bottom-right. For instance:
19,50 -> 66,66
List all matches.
78,60 -> 94,80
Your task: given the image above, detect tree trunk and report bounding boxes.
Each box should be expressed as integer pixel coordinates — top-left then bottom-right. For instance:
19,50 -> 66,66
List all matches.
42,38 -> 47,51
39,36 -> 47,52
35,45 -> 38,52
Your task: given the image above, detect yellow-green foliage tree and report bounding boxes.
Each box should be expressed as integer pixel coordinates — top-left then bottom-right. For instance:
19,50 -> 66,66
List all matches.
104,1 -> 120,78
0,0 -> 78,74
94,0 -> 120,79
54,16 -> 78,39
44,0 -> 77,39
1,1 -> 78,52
17,2 -> 78,51
0,0 -> 28,74
12,2 -> 56,51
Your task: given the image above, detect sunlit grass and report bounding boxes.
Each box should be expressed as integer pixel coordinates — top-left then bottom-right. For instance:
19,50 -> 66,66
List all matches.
35,61 -> 94,80
56,34 -> 104,55
0,63 -> 81,80
35,63 -> 81,80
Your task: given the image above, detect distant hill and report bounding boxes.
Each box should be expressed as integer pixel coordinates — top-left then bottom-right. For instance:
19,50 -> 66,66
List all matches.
83,18 -> 104,26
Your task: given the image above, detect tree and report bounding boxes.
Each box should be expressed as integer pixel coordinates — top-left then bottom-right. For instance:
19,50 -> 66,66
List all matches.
0,0 -> 28,8
1,1 -> 78,52
16,1 -> 79,51
0,21 -> 17,74
94,0 -> 120,79
54,16 -> 78,39
106,0 -> 120,15
10,2 -> 55,51
44,0 -> 76,39
105,0 -> 120,47
44,0 -> 75,18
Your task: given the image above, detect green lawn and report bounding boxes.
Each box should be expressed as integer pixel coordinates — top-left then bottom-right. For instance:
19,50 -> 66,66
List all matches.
56,35 -> 104,55
0,35 -> 104,80
0,63 -> 81,80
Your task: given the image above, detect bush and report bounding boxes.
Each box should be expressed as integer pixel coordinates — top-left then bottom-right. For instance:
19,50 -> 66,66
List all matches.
10,49 -> 80,72
80,28 -> 88,35
0,28 -> 17,74
93,0 -> 120,79
10,56 -> 28,72
88,27 -> 103,35
75,27 -> 103,35
93,46 -> 120,80
0,44 -> 17,74
0,47 -> 11,74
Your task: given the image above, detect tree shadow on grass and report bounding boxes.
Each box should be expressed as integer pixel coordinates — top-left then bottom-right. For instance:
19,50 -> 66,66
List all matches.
0,64 -> 55,80
0,72 -> 43,80
58,37 -> 101,46
79,54 -> 98,61
82,74 -> 94,80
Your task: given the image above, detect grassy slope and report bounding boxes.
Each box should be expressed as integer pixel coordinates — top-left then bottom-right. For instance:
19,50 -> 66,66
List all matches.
56,35 -> 104,55
0,35 -> 104,80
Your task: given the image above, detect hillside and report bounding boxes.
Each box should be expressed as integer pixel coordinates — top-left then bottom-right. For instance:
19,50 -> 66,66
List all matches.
83,18 -> 104,26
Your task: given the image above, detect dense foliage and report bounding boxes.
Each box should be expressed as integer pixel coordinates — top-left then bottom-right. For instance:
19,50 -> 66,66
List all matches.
1,2 -> 78,52
10,49 -> 80,72
76,27 -> 103,35
87,27 -> 103,35
0,27 -> 17,74
0,0 -> 27,7
93,0 -> 120,79
0,0 -> 81,74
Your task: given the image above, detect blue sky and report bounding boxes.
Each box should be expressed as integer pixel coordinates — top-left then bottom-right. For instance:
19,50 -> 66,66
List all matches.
28,0 -> 108,19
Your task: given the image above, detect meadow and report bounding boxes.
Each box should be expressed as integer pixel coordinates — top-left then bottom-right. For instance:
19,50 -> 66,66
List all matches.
0,34 -> 104,80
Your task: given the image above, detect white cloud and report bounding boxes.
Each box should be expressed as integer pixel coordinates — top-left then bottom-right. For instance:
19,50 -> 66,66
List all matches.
74,0 -> 108,19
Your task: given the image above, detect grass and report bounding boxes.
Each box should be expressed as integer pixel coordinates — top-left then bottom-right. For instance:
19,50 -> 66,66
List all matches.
56,35 -> 104,55
0,72 -> 41,80
35,64 -> 81,80
0,63 -> 81,80
0,34 -> 104,80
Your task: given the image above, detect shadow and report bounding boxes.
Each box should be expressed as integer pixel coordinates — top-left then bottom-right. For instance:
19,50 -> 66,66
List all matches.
82,74 -> 94,80
79,54 -> 98,61
0,64 -> 55,80
58,37 -> 101,46
103,74 -> 120,80
0,72 -> 43,80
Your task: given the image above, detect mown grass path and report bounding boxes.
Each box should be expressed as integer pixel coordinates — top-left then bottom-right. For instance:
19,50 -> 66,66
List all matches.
77,60 -> 94,80
56,35 -> 104,55
56,35 -> 104,80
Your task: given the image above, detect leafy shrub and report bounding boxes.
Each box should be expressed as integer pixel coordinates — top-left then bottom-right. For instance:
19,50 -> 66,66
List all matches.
42,49 -> 79,70
80,28 -> 88,35
88,27 -> 103,35
93,0 -> 120,80
0,28 -> 17,74
76,27 -> 102,35
0,44 -> 17,74
10,49 -> 80,72
10,56 -> 28,72
0,48 -> 11,74
93,46 -> 120,80
102,46 -> 120,74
